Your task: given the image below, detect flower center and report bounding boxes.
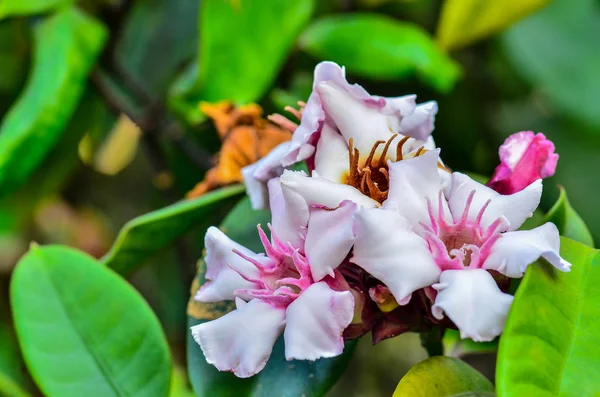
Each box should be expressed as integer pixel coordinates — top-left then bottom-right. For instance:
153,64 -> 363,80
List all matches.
346,134 -> 416,203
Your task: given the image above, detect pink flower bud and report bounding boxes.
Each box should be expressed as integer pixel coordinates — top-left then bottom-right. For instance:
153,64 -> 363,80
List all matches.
488,131 -> 559,195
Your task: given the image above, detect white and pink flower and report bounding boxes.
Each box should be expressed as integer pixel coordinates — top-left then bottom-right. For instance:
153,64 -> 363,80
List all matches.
191,179 -> 354,378
351,149 -> 571,342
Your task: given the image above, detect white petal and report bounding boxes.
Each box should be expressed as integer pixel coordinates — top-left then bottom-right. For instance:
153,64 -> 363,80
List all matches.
398,101 -> 438,140
351,208 -> 441,304
195,227 -> 264,302
269,178 -> 308,248
284,282 -> 354,361
384,149 -> 449,227
280,169 -> 378,209
242,141 -> 290,210
432,269 -> 513,342
314,123 -> 350,183
483,222 -> 571,278
305,200 -> 357,281
191,299 -> 285,378
448,173 -> 542,231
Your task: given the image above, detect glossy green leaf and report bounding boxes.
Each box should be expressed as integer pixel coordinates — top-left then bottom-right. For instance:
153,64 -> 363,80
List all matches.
0,0 -> 70,19
496,237 -> 600,396
300,14 -> 461,93
393,356 -> 494,397
10,245 -> 172,397
187,197 -> 356,397
436,0 -> 549,51
102,185 -> 245,276
545,187 -> 594,247
172,0 -> 314,113
501,0 -> 600,129
0,7 -> 107,198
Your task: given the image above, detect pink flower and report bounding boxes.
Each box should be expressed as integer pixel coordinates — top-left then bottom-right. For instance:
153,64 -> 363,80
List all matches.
190,179 -> 354,378
488,131 -> 559,195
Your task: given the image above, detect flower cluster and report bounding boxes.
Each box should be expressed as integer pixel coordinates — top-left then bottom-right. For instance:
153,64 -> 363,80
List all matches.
191,61 -> 571,377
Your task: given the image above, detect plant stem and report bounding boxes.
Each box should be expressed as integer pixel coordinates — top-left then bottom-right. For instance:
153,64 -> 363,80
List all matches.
420,326 -> 445,357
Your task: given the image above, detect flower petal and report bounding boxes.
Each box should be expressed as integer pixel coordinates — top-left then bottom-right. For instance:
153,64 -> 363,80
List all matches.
432,269 -> 514,342
384,149 -> 449,227
483,222 -> 571,278
269,178 -> 308,249
352,208 -> 441,304
195,227 -> 264,302
448,172 -> 542,231
314,123 -> 350,183
398,101 -> 438,140
280,169 -> 378,209
284,281 -> 354,360
191,299 -> 285,378
242,141 -> 291,210
305,200 -> 357,281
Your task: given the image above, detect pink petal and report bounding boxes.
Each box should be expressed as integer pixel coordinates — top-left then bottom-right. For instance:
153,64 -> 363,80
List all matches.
268,177 -> 309,249
190,299 -> 286,378
488,131 -> 559,195
284,282 -> 354,361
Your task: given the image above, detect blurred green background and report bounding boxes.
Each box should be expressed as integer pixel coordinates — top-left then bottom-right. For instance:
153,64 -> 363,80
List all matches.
0,0 -> 598,396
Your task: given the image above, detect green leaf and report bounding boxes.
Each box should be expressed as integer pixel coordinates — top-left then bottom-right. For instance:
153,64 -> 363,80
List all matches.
0,7 -> 107,198
10,245 -> 172,397
436,0 -> 550,51
300,14 -> 461,93
0,0 -> 70,19
545,187 -> 594,247
393,356 -> 494,397
173,0 -> 314,110
496,237 -> 600,396
0,322 -> 31,397
187,197 -> 356,397
442,329 -> 498,358
101,185 -> 245,276
501,0 -> 600,129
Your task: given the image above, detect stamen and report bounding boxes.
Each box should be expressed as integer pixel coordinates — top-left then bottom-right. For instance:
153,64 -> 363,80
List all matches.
267,114 -> 298,132
459,190 -> 476,224
395,136 -> 411,161
378,134 -> 398,167
257,224 -> 280,260
284,105 -> 302,120
231,249 -> 267,275
365,140 -> 385,167
474,199 -> 492,230
415,146 -> 426,157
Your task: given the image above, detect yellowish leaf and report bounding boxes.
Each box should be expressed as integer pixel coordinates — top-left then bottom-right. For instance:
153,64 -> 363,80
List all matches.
93,114 -> 142,176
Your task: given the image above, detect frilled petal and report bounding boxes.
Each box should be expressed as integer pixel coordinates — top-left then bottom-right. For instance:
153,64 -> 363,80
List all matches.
284,282 -> 354,360
448,172 -> 542,231
268,178 -> 308,249
488,131 -> 559,195
305,200 -> 357,281
432,269 -> 514,342
398,101 -> 438,140
280,169 -> 378,209
314,123 -> 350,183
242,141 -> 291,210
352,208 -> 441,304
384,149 -> 450,227
195,227 -> 265,302
483,222 -> 571,278
191,299 -> 285,378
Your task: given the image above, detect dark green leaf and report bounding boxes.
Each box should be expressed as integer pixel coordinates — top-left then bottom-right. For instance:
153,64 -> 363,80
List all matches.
300,14 -> 461,93
544,187 -> 594,247
10,245 -> 172,397
0,0 -> 70,19
0,7 -> 107,198
501,0 -> 600,129
442,329 -> 498,358
496,237 -> 600,396
187,197 -> 356,397
0,322 -> 31,397
172,0 -> 314,117
101,185 -> 245,276
393,356 -> 494,397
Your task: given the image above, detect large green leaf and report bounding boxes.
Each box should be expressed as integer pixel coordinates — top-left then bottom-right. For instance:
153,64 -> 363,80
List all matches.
10,245 -> 172,397
0,0 -> 70,19
545,187 -> 594,247
496,237 -> 600,396
0,7 -> 106,198
436,0 -> 550,51
300,14 -> 461,93
170,0 -> 314,121
393,356 -> 494,397
501,0 -> 600,129
101,185 -> 245,276
187,197 -> 356,397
